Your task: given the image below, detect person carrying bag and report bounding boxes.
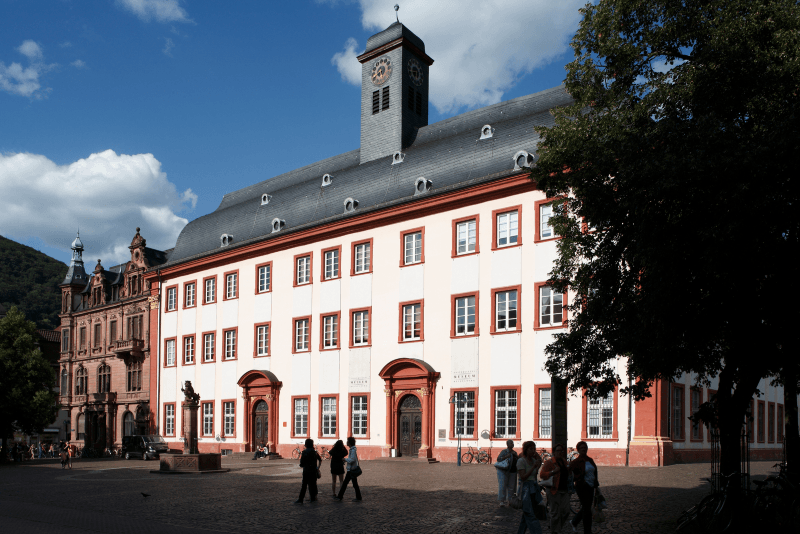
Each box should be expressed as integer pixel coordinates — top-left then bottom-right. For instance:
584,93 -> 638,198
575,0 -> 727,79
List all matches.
515,441 -> 544,534
335,436 -> 362,501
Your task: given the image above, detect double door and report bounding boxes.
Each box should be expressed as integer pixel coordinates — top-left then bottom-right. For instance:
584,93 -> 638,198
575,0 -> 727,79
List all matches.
398,395 -> 422,457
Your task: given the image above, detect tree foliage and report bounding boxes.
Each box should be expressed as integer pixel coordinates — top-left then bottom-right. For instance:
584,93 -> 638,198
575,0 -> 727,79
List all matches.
0,307 -> 59,444
530,0 -> 799,473
0,235 -> 67,330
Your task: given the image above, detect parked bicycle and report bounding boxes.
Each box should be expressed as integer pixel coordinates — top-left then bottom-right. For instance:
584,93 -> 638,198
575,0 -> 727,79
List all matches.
317,446 -> 330,460
461,445 -> 490,464
676,473 -> 742,532
291,442 -> 303,460
751,462 -> 799,528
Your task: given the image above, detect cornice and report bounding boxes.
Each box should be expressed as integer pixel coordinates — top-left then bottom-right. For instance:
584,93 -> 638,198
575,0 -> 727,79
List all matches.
357,37 -> 434,66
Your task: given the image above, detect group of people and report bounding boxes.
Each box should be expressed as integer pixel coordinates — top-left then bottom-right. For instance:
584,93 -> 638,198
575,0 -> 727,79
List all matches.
294,436 -> 362,504
495,440 -> 600,534
251,444 -> 270,459
3,441 -> 60,461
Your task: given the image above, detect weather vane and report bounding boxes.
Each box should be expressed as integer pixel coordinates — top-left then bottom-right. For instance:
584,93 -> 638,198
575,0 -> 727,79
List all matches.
395,4 -> 400,23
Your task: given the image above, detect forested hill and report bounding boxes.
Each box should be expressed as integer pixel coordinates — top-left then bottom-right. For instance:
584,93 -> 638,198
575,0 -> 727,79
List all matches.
0,236 -> 67,330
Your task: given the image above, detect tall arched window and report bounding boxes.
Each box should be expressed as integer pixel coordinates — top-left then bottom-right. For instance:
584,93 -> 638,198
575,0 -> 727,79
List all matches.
75,367 -> 87,395
123,412 -> 135,437
60,368 -> 69,395
126,361 -> 142,392
98,364 -> 111,393
77,413 -> 85,440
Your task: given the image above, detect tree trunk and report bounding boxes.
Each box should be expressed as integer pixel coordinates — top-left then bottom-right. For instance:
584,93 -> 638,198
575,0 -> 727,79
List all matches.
784,368 -> 799,482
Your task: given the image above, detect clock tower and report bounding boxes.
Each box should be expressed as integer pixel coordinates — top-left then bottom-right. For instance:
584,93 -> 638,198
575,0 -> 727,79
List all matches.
357,23 -> 433,165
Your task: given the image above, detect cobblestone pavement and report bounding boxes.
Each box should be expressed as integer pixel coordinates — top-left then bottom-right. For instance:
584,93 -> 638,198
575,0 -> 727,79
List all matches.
0,457 -> 779,534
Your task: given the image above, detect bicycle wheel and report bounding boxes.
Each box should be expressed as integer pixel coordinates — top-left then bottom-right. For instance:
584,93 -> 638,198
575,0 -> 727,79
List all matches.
461,452 -> 473,464
478,453 -> 490,464
321,448 -> 330,460
676,494 -> 714,531
291,448 -> 301,460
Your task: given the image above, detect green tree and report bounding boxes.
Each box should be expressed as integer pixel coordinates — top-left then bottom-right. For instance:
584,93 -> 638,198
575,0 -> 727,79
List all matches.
530,0 -> 799,481
0,307 -> 59,454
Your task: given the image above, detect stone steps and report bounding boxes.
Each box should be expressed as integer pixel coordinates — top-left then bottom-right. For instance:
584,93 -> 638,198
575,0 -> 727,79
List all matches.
225,452 -> 283,461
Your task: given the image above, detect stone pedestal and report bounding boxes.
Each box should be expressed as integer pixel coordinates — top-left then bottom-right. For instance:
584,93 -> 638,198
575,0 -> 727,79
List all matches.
182,402 -> 199,455
155,453 -> 228,474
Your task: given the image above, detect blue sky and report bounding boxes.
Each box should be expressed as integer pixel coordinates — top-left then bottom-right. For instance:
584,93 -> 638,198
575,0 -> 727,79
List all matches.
0,0 -> 584,266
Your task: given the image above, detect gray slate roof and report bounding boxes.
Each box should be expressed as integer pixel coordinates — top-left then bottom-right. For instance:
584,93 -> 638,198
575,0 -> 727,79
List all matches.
365,22 -> 426,54
163,85 -> 573,268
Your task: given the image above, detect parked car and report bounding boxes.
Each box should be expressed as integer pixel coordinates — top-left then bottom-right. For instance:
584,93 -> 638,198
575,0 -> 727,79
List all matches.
121,435 -> 168,460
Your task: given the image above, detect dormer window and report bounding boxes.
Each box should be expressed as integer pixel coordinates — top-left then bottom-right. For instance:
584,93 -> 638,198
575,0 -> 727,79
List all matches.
220,234 -> 233,247
271,218 -> 285,233
261,194 -> 271,205
322,174 -> 333,187
344,198 -> 358,213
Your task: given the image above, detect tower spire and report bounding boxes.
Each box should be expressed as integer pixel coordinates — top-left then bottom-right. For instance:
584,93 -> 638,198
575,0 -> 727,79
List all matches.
61,231 -> 89,286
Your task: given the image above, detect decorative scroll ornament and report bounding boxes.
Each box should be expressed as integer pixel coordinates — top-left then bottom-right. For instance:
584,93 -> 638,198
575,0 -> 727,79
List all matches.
148,295 -> 159,309
384,388 -> 393,397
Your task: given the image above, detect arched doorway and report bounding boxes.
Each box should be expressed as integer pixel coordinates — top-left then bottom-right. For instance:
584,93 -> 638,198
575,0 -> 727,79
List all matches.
253,400 -> 269,448
237,370 -> 282,453
398,394 -> 422,456
123,412 -> 135,437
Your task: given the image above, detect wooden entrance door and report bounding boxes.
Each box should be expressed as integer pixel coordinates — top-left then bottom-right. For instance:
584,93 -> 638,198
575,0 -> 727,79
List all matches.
398,395 -> 422,457
253,400 -> 269,447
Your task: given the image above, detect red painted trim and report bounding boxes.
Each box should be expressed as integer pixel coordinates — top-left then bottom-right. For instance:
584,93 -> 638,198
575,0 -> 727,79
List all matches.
450,291 -> 480,338
320,245 -> 343,282
689,387 -> 703,442
349,306 -> 372,348
163,402 -> 176,437
533,281 -> 568,331
163,337 -> 177,367
164,284 -> 178,313
448,387 -> 478,440
222,327 -> 238,361
581,385 -> 620,441
291,316 -> 312,354
318,393 -> 341,440
534,197 -> 565,243
451,214 -> 480,258
533,383 -> 551,440
290,395 -> 311,439
148,281 -> 159,435
202,275 -> 217,305
201,401 -> 215,437
223,269 -> 239,300
293,251 -> 313,287
253,321 -> 271,358
768,401 -> 775,443
398,299 -> 424,343
671,383 -> 685,442
255,261 -> 273,294
201,330 -> 216,363
489,385 -> 521,441
182,334 -> 196,365
491,204 -> 522,251
183,279 -> 197,309
350,238 -> 374,276
348,392 -> 371,440
490,285 -> 522,335
399,226 -> 425,267
319,311 -> 341,351
757,400 -> 766,443
221,398 -> 237,438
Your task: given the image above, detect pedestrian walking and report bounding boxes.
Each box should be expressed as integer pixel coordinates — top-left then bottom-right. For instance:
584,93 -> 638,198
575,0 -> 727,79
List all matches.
329,439 -> 347,497
540,443 -> 570,532
335,436 -> 362,501
516,441 -> 543,534
568,441 -> 599,534
49,443 -> 55,458
494,439 -> 518,506
293,438 -> 322,504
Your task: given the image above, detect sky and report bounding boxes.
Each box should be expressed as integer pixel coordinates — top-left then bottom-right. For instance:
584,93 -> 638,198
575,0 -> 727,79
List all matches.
0,0 -> 585,267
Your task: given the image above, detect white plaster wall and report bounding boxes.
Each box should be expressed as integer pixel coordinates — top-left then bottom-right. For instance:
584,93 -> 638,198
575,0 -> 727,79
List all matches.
222,300 -> 238,328
253,293 -> 272,323
320,279 -> 341,313
200,364 -> 216,401
292,353 -> 311,395
451,255 -> 480,294
350,274 -> 372,308
398,342 -> 424,361
398,264 -> 424,301
182,308 -> 196,335
182,363 -> 196,384
162,312 -> 178,338
491,247 -> 521,288
162,367 -> 177,401
202,303 -> 217,332
349,348 -> 370,392
490,333 -> 521,385
218,361 -> 238,399
292,285 -> 313,317
319,351 -> 339,394
451,337 -> 479,387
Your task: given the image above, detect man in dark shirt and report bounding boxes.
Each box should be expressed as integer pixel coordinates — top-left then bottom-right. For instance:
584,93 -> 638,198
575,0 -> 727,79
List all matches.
294,438 -> 322,504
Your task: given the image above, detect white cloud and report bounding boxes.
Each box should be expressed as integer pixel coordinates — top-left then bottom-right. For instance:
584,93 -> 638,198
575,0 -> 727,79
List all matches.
71,59 -> 87,68
0,150 -> 197,265
116,0 -> 191,24
330,0 -> 584,113
59,41 -> 73,48
0,40 -> 56,98
163,37 -> 175,57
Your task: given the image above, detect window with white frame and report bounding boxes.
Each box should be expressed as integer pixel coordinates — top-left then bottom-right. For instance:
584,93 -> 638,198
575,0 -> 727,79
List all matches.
456,219 -> 476,254
203,333 -> 215,362
495,290 -> 518,331
324,249 -> 339,280
295,319 -> 309,352
402,303 -> 421,341
205,278 -> 215,303
354,242 -> 370,274
165,405 -> 175,436
540,204 -> 555,239
258,264 -> 271,293
323,315 -> 338,349
223,401 -> 235,436
587,391 -> 614,439
167,287 -> 176,311
322,397 -> 336,437
351,396 -> 368,437
165,339 -> 176,366
296,255 -> 311,285
184,336 -> 194,364
540,287 -> 563,326
495,390 -> 517,438
455,296 -> 476,336
256,325 -> 269,356
226,273 -> 237,299
294,398 -> 308,436
691,389 -> 701,439
454,391 -> 475,436
185,282 -> 196,307
539,388 -> 552,438
224,330 -> 236,360
496,210 -> 518,247
404,231 -> 422,265
352,311 -> 369,346
203,403 -> 214,436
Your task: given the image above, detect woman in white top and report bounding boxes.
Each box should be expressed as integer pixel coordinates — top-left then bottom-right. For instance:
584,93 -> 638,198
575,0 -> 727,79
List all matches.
334,436 -> 362,501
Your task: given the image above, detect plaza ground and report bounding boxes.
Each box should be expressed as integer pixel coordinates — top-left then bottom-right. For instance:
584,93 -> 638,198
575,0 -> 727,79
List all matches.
0,456 -> 779,533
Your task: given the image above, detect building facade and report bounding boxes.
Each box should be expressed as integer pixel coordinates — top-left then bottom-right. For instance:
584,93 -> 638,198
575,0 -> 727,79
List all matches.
144,23 -> 788,465
58,229 -> 168,449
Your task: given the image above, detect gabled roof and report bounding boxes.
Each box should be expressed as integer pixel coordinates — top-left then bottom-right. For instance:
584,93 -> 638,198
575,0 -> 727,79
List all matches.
162,85 -> 573,268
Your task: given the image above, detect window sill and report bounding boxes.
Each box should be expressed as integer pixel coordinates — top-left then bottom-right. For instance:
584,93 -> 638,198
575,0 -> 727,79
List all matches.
490,329 -> 521,336
400,261 -> 424,268
351,270 -> 372,277
534,236 -> 561,244
451,333 -> 479,339
321,277 -> 341,283
222,297 -> 239,301
534,324 -> 566,331
491,243 -> 522,252
399,338 -> 423,344
183,361 -> 196,366
292,349 -> 311,354
222,357 -> 238,362
201,359 -> 216,364
164,308 -> 177,314
452,250 -> 479,259
182,305 -> 196,310
349,344 -> 372,349
255,289 -> 272,294
163,364 -> 177,368
448,435 -> 477,441
293,282 -> 313,288
320,346 -> 339,352
254,353 -> 271,358
490,436 -> 520,442
583,438 -> 619,442
202,300 -> 216,306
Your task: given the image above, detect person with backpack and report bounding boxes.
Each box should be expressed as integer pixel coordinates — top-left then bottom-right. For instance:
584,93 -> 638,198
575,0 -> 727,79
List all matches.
335,436 -> 362,501
495,439 -> 518,506
293,438 -> 322,504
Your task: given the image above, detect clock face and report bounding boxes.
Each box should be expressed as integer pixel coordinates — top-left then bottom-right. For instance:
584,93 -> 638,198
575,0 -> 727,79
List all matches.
371,57 -> 392,86
408,58 -> 424,86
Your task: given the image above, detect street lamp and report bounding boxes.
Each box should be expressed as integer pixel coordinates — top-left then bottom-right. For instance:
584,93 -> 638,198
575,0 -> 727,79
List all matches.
449,393 -> 469,466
